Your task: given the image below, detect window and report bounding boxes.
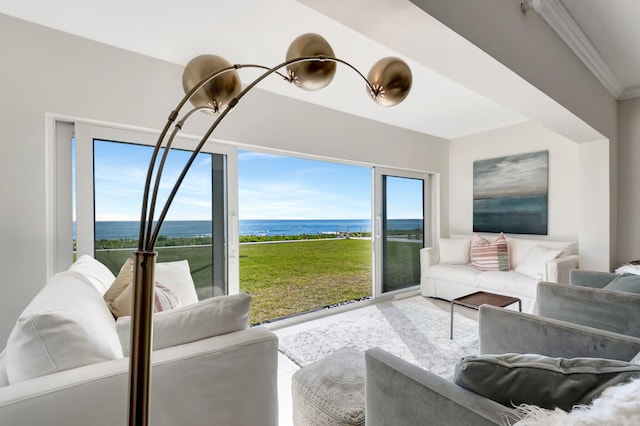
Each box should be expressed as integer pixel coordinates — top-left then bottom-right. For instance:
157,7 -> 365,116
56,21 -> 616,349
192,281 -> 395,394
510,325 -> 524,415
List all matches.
71,123 -> 237,298
238,150 -> 372,324
51,119 -> 435,322
374,168 -> 431,295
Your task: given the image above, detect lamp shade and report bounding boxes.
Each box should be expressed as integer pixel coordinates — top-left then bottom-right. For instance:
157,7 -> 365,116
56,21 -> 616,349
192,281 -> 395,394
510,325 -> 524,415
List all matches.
367,57 -> 412,107
182,54 -> 241,113
286,33 -> 337,91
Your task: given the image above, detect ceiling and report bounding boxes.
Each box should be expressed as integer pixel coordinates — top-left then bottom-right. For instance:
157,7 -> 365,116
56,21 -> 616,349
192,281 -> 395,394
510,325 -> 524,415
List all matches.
0,0 -> 636,139
535,0 -> 640,100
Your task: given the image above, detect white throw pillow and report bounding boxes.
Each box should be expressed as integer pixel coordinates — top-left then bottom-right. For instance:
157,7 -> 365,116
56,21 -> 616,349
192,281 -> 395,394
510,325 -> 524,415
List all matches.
116,292 -> 251,356
68,255 -> 116,296
514,245 -> 562,279
438,238 -> 471,265
155,260 -> 199,306
5,271 -> 123,384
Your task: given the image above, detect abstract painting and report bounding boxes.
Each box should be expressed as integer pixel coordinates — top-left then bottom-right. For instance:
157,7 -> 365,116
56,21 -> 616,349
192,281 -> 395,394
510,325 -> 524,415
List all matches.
473,151 -> 548,235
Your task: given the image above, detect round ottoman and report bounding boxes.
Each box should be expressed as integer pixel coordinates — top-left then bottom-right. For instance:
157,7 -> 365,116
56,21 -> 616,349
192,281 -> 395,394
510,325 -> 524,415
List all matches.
292,347 -> 365,426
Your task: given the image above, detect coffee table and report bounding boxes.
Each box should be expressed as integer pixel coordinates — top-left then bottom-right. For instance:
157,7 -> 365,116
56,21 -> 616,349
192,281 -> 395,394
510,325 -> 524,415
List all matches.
450,291 -> 522,339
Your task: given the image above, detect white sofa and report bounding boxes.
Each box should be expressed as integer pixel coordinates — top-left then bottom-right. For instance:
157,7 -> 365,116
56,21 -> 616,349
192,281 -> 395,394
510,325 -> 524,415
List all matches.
0,256 -> 278,426
420,235 -> 579,313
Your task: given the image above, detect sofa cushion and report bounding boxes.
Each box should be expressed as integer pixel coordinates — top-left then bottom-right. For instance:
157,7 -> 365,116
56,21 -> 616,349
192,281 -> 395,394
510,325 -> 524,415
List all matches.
116,292 -> 251,356
5,271 -> 123,384
68,254 -> 117,296
604,274 -> 640,294
478,271 -> 539,299
105,258 -> 199,318
507,237 -> 577,270
438,238 -> 471,265
454,353 -> 640,411
470,233 -> 510,271
514,245 -> 562,280
424,264 -> 482,286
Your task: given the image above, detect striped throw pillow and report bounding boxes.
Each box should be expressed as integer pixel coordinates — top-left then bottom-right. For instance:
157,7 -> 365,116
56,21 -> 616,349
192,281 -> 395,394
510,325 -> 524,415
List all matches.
153,283 -> 181,313
470,233 -> 510,271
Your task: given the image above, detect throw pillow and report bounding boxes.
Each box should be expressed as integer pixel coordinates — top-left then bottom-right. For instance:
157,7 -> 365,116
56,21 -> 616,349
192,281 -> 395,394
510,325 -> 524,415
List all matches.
152,283 -> 181,312
103,257 -> 134,309
453,353 -> 640,412
68,255 -> 117,296
438,238 -> 471,265
5,271 -> 123,384
155,260 -> 199,305
110,281 -> 182,318
604,274 -> 640,294
470,233 -> 510,271
514,245 -> 562,279
105,258 -> 198,318
116,292 -> 251,356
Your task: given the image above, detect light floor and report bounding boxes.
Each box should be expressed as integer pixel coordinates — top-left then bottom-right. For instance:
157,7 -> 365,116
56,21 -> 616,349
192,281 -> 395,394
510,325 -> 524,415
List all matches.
267,295 -> 479,426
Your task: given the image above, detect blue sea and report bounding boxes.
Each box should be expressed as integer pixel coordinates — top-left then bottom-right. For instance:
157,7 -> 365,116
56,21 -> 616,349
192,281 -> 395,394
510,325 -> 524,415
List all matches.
473,195 -> 548,235
88,219 -> 422,240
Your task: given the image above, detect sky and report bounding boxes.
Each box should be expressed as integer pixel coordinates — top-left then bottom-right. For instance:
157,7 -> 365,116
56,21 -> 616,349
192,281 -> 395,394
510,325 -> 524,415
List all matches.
473,151 -> 548,199
89,140 -> 423,221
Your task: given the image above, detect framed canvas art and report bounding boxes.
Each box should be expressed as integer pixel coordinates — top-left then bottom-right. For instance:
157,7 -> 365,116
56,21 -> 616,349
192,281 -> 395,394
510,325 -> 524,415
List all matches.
473,150 -> 548,235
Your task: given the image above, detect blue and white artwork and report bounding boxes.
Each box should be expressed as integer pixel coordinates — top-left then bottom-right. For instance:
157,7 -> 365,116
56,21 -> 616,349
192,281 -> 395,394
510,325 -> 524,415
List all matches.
473,151 -> 548,235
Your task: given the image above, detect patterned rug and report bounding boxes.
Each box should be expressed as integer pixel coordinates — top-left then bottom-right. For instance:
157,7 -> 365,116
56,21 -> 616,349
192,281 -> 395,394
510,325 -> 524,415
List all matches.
278,301 -> 479,377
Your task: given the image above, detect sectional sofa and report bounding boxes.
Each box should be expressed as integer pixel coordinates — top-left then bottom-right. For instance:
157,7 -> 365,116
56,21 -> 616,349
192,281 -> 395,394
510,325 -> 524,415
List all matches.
420,234 -> 579,312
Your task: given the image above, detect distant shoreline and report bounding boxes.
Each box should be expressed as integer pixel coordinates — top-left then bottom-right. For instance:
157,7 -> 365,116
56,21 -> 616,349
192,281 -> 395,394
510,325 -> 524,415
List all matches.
79,218 -> 422,241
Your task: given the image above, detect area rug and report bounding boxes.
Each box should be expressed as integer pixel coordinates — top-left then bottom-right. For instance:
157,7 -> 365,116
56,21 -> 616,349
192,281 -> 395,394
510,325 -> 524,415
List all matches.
278,301 -> 479,377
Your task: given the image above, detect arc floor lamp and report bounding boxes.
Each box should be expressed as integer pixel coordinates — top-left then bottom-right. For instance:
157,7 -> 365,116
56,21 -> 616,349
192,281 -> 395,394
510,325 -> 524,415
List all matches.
129,32 -> 412,426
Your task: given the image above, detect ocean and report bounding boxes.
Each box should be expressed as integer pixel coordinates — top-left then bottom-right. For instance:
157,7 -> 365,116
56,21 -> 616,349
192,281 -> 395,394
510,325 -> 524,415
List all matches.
89,219 -> 422,240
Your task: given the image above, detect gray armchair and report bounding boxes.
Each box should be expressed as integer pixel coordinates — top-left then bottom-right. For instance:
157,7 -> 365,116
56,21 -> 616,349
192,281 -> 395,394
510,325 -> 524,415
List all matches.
365,305 -> 640,426
535,270 -> 640,336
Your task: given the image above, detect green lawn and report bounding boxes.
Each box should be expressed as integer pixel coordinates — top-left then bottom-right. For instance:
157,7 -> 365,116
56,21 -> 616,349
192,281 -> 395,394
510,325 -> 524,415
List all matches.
95,237 -> 420,325
240,239 -> 372,324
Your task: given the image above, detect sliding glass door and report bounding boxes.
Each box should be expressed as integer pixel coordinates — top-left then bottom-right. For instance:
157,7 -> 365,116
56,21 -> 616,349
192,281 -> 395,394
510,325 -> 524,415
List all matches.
374,167 -> 431,295
73,123 -> 238,298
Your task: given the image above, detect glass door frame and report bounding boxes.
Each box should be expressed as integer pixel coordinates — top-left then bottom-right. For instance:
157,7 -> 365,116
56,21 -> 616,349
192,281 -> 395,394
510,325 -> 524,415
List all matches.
73,123 -> 240,295
373,166 -> 434,298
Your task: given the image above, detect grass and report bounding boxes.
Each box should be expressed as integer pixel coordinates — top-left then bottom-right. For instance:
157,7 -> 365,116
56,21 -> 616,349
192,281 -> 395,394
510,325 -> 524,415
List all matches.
95,236 -> 421,325
240,239 -> 372,324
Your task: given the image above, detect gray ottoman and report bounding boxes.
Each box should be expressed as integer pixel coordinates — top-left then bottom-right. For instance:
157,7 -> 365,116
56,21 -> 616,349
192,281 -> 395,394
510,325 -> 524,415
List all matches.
292,347 -> 365,426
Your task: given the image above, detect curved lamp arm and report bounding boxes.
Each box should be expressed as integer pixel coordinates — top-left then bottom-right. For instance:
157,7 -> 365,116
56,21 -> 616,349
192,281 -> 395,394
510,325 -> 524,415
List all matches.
128,33 -> 412,426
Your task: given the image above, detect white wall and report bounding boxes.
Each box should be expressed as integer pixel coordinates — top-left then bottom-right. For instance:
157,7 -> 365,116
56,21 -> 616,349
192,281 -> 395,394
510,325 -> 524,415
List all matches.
449,122 -> 580,242
617,97 -> 640,264
405,0 -> 617,270
0,14 -> 449,345
306,0 -> 617,269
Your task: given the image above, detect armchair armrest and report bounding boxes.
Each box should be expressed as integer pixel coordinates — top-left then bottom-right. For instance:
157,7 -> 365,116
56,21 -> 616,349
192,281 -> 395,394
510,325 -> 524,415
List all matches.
420,247 -> 439,285
479,305 -> 640,360
543,254 -> 578,283
0,327 -> 278,426
420,247 -> 439,268
536,281 -> 640,337
365,348 -> 507,426
569,269 -> 616,288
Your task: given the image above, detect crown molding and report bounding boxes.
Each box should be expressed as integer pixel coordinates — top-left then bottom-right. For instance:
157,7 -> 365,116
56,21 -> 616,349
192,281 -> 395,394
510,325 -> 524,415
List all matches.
621,85 -> 640,100
537,0 -> 624,99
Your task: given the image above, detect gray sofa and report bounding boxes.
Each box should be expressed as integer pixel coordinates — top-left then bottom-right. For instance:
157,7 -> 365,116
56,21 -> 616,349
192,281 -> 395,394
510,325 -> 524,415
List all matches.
536,270 -> 640,336
365,305 -> 640,426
